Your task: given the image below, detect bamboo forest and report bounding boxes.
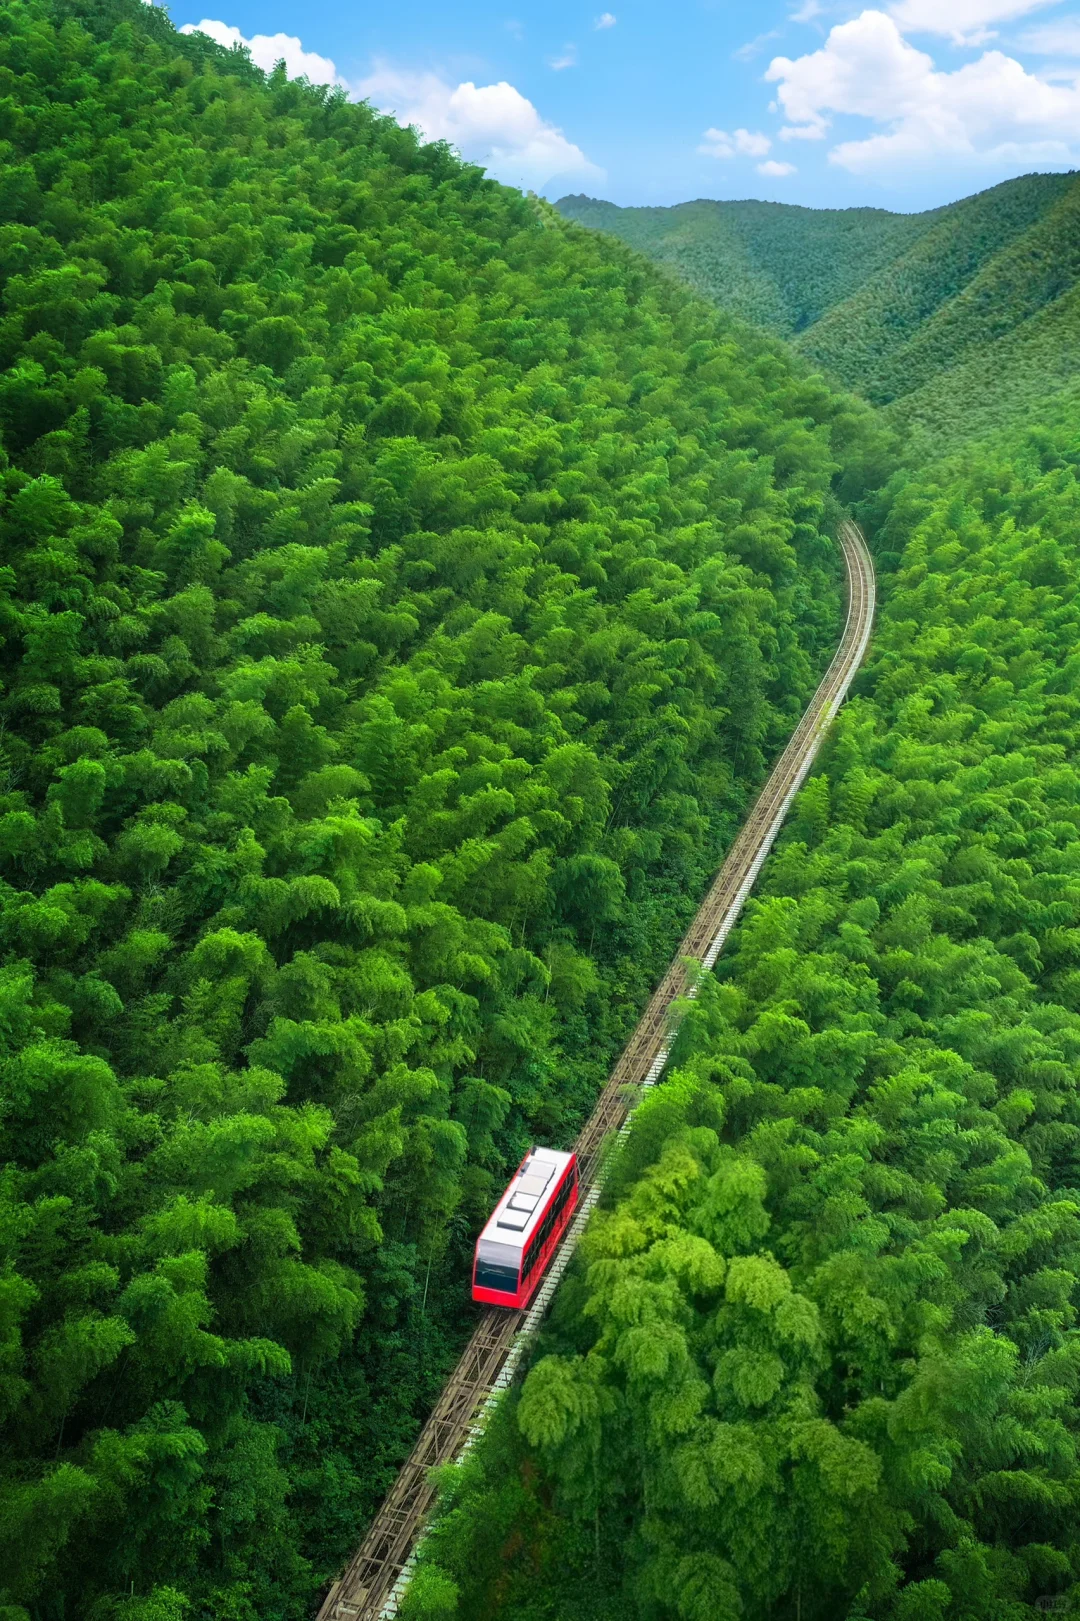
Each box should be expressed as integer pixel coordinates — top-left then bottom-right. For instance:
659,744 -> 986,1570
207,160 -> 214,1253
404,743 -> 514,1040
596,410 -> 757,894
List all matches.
2,3 -> 1080,1620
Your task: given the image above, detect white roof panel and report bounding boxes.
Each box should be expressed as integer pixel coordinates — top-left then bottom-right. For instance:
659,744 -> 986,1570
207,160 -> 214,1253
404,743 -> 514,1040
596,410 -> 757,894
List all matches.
478,1147 -> 575,1255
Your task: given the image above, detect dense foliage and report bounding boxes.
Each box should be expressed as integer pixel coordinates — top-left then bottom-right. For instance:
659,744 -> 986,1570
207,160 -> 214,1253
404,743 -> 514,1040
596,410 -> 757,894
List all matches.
802,179 -> 1080,451
559,176 -> 1080,450
0,3 -> 887,1617
556,193 -> 938,337
872,283 -> 1080,457
414,418 -> 1080,1620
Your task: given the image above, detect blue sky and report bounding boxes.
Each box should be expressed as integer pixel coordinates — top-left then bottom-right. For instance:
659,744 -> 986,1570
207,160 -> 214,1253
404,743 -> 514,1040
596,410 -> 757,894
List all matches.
167,0 -> 1080,212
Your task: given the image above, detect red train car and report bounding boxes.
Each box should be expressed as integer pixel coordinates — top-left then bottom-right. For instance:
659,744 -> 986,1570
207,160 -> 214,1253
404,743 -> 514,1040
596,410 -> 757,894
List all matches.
472,1147 -> 579,1309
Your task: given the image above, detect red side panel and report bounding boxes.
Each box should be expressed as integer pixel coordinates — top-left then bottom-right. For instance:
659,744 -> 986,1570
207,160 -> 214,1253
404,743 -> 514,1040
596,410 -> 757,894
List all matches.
472,1283 -> 525,1308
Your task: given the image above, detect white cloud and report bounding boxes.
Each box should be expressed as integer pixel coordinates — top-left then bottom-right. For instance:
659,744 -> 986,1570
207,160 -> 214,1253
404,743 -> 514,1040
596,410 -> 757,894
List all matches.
595,12 -> 617,28
767,13 -> 934,139
766,9 -> 1080,175
888,0 -> 1060,44
758,158 -> 798,174
178,19 -> 343,84
358,66 -> 603,187
698,126 -> 774,158
1020,16 -> 1080,52
698,128 -> 736,157
548,44 -> 578,69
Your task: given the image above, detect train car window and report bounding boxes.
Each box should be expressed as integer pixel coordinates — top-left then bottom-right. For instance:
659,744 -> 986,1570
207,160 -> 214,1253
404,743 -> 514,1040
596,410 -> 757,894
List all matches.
475,1258 -> 520,1293
520,1170 -> 575,1282
523,1223 -> 546,1277
476,1237 -> 522,1294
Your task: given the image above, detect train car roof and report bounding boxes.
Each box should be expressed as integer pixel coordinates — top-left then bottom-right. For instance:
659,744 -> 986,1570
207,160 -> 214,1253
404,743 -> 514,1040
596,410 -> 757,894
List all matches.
477,1146 -> 575,1255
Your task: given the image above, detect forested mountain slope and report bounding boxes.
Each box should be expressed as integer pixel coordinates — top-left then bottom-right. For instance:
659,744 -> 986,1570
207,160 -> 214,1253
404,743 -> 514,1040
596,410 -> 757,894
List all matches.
559,175 -> 1080,449
554,194 -> 940,335
880,282 -> 1080,453
0,3 -> 885,1617
800,176 -> 1080,431
411,410 -> 1080,1621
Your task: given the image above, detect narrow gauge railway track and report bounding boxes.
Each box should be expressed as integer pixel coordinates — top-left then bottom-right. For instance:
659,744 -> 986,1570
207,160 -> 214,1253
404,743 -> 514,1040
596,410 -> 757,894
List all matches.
318,520 -> 876,1621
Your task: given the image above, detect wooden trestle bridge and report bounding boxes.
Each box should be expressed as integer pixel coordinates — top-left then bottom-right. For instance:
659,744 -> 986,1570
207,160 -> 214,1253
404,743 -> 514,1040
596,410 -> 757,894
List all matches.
317,519 -> 877,1621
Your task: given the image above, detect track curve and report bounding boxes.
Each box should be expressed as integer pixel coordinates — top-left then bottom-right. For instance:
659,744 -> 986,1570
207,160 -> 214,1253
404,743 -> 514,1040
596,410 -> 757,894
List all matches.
318,519 -> 876,1621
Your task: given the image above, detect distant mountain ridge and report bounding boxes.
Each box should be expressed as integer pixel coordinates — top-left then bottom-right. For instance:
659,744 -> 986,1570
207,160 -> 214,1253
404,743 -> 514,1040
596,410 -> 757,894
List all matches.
557,174 -> 1080,447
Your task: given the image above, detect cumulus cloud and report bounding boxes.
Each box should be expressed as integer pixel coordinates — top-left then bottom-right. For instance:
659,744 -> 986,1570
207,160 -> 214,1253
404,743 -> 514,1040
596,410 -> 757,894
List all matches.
358,66 -> 603,187
179,19 -> 343,84
780,120 -> 827,139
768,13 -> 935,140
735,128 -> 774,156
766,9 -> 1080,175
758,158 -> 798,175
698,126 -> 774,158
888,0 -> 1060,44
595,12 -> 617,28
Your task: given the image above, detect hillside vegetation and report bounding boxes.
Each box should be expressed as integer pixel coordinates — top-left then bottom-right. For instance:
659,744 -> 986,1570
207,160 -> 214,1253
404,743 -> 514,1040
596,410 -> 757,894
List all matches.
555,194 -> 939,335
559,175 -> 1080,449
0,3 -> 885,1617
411,412 -> 1080,1621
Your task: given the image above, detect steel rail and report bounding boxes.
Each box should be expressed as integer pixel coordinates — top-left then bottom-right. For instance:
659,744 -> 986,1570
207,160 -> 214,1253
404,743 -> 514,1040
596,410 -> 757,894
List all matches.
317,519 -> 875,1621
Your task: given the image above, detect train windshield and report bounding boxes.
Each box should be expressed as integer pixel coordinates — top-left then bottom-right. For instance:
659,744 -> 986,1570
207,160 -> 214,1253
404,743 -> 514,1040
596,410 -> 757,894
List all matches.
475,1238 -> 520,1294
474,1258 -> 519,1292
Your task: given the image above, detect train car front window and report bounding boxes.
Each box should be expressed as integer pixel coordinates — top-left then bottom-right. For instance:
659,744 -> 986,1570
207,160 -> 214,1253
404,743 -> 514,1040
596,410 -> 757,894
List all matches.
474,1259 -> 520,1293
